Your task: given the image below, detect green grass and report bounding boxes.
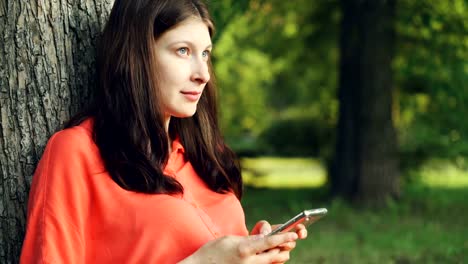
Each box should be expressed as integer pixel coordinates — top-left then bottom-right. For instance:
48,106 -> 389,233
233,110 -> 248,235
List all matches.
240,157 -> 468,263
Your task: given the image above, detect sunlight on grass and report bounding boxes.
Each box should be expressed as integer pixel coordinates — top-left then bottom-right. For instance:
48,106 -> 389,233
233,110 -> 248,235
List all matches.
415,159 -> 468,188
242,157 -> 468,189
241,157 -> 326,188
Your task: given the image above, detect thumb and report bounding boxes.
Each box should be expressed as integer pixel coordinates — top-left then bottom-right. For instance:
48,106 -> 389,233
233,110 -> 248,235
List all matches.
259,221 -> 272,235
251,220 -> 272,235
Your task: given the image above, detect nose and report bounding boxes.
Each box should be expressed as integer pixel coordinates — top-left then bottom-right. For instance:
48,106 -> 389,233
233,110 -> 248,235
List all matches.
191,58 -> 210,84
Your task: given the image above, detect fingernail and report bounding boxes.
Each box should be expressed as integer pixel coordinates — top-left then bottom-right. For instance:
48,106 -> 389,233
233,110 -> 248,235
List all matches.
260,225 -> 270,236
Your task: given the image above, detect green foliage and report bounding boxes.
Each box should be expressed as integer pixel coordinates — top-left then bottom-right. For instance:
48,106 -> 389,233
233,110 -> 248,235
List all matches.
208,0 -> 250,42
396,0 -> 468,163
212,0 -> 340,150
211,0 -> 468,163
260,116 -> 335,157
214,26 -> 276,138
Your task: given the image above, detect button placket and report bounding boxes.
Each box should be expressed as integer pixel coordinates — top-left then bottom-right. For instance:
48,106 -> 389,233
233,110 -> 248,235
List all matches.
183,189 -> 221,238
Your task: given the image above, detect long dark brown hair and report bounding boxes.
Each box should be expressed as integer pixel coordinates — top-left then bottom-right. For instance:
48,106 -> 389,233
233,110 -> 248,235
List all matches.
67,0 -> 243,198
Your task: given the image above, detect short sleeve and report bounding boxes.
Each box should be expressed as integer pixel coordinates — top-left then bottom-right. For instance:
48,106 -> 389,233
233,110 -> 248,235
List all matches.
20,127 -> 95,264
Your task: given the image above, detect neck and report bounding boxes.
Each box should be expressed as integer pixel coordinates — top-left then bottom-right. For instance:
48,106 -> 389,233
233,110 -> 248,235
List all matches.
164,115 -> 170,134
165,115 -> 172,152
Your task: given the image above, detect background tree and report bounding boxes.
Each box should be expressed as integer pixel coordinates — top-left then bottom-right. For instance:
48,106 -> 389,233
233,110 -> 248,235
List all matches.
331,0 -> 400,205
0,0 -> 112,262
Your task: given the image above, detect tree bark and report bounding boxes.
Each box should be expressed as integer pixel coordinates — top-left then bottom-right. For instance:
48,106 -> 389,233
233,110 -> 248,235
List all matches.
331,0 -> 400,206
0,0 -> 112,262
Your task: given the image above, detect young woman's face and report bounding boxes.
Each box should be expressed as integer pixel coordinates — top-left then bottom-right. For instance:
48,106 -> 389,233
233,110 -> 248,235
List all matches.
154,17 -> 212,121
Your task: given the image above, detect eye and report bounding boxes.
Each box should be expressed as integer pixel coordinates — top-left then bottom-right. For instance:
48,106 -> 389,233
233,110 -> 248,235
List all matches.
177,47 -> 189,56
202,50 -> 210,59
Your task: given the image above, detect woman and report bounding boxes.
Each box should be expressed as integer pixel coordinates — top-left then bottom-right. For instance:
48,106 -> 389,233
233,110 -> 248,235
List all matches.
20,0 -> 306,263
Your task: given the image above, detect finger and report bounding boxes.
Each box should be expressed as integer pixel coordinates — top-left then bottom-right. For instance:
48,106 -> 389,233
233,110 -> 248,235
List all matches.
260,222 -> 272,235
295,224 -> 308,239
265,248 -> 281,254
257,248 -> 290,263
278,241 -> 296,251
251,220 -> 271,235
239,232 -> 298,256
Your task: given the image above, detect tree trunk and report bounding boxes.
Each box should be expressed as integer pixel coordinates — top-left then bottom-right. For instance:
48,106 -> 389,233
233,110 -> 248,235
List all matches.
331,0 -> 400,206
0,0 -> 112,262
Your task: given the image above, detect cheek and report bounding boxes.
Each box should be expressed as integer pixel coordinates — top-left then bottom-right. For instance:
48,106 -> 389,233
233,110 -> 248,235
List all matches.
159,64 -> 189,85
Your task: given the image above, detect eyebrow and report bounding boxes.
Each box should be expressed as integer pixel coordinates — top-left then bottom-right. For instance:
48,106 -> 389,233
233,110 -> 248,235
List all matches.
170,41 -> 212,49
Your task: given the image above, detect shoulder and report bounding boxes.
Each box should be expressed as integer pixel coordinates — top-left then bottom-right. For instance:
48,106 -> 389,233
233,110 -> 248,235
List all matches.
23,121 -> 97,263
50,118 -> 93,146
41,118 -> 103,174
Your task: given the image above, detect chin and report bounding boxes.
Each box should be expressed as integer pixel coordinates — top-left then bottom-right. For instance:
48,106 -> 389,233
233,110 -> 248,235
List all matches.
172,109 -> 197,118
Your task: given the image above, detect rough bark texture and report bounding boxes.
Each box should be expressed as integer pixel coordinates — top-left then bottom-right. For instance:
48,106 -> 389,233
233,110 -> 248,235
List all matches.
0,0 -> 112,262
332,0 -> 400,206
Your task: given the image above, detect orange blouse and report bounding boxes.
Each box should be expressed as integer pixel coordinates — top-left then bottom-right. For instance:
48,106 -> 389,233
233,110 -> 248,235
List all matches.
20,119 -> 248,263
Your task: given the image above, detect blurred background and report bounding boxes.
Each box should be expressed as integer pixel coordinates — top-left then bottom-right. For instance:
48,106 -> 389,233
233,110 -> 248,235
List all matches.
209,0 -> 467,263
1,0 -> 466,262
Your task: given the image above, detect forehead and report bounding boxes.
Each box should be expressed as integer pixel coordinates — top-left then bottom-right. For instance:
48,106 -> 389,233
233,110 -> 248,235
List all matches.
156,17 -> 211,46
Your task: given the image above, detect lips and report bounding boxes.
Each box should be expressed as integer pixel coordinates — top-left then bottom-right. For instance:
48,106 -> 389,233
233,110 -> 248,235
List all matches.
180,90 -> 202,102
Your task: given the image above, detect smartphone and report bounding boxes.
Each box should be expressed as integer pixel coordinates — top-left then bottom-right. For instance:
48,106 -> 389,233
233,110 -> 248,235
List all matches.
268,208 -> 327,236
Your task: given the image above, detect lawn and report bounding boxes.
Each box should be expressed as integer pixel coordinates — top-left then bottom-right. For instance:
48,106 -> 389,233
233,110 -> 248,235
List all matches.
240,157 -> 468,263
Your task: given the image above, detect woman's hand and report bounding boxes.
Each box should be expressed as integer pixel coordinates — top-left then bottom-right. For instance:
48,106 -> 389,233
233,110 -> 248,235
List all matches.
250,220 -> 308,263
179,232 -> 298,264
251,220 -> 308,248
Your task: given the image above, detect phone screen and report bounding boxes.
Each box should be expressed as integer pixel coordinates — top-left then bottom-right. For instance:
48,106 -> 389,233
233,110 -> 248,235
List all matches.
268,208 -> 327,236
